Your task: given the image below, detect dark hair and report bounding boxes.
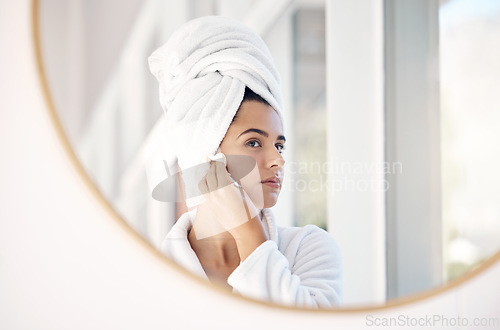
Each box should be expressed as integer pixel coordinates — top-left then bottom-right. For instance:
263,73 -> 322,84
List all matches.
231,87 -> 270,123
242,86 -> 270,106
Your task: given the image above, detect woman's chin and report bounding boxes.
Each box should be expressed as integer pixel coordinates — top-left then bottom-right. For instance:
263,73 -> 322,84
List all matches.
248,194 -> 278,210
262,193 -> 280,209
245,184 -> 280,209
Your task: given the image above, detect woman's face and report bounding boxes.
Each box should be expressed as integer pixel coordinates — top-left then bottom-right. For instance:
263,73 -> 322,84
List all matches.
219,100 -> 286,209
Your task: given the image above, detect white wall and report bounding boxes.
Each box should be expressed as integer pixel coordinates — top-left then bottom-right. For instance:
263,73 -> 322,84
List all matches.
0,1 -> 499,329
326,0 -> 386,305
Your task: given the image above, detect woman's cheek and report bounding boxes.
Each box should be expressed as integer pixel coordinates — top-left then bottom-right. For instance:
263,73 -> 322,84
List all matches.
225,154 -> 259,183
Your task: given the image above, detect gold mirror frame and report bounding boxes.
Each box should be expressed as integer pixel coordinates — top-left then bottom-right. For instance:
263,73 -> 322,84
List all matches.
31,0 -> 500,313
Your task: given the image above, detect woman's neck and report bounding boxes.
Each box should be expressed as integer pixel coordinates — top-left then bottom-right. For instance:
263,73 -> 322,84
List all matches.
188,228 -> 239,264
187,207 -> 265,277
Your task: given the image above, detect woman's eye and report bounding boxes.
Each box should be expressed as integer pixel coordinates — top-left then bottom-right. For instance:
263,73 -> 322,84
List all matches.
276,144 -> 286,153
246,140 -> 261,148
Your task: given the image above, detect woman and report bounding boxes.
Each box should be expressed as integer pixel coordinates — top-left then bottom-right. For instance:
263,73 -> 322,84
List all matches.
148,16 -> 342,308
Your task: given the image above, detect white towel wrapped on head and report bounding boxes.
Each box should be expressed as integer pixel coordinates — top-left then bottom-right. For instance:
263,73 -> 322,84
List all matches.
146,15 -> 284,207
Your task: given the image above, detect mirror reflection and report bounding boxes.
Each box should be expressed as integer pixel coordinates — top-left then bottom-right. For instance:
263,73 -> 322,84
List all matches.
38,0 -> 500,307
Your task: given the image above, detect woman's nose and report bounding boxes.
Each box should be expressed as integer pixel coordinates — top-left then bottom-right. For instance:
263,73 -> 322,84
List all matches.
267,147 -> 285,169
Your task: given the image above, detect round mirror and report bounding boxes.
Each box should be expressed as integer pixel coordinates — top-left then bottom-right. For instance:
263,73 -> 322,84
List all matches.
35,0 -> 500,308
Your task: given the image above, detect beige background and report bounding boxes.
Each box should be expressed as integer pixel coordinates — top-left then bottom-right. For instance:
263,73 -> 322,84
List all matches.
1,1 -> 499,328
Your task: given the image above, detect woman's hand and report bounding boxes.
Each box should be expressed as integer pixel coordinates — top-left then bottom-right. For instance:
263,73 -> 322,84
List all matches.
196,160 -> 258,235
194,159 -> 268,261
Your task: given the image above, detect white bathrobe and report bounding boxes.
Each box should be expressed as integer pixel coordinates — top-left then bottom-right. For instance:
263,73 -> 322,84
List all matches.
161,208 -> 342,308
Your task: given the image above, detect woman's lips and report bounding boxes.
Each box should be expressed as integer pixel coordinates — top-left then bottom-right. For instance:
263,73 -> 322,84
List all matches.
261,177 -> 281,189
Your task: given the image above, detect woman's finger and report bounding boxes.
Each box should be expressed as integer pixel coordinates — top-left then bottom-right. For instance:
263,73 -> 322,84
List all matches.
198,176 -> 208,195
214,159 -> 231,187
205,161 -> 218,191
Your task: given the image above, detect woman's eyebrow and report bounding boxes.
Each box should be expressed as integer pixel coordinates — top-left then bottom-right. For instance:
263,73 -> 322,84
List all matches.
238,128 -> 286,142
238,128 -> 268,138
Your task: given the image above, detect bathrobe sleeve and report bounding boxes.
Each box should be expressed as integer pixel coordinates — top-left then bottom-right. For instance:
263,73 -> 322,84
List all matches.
227,224 -> 342,308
